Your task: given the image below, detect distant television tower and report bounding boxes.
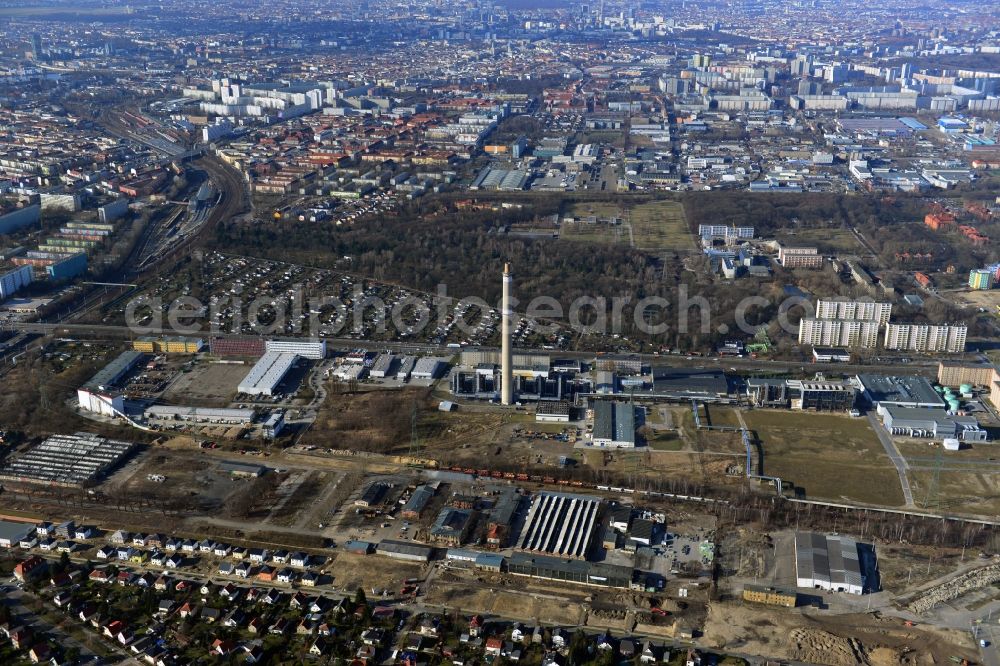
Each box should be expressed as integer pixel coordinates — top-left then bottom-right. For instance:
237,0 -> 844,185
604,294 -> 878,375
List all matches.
501,263 -> 514,405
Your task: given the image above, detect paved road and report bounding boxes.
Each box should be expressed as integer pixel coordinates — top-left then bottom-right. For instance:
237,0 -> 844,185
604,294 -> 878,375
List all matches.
977,619 -> 1000,666
867,412 -> 915,507
0,320 -> 945,380
0,579 -> 135,664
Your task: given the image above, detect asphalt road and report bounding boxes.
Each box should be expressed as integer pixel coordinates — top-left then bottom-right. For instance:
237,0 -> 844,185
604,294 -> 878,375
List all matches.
867,411 -> 915,507
0,578 -> 124,664
0,319 -> 944,381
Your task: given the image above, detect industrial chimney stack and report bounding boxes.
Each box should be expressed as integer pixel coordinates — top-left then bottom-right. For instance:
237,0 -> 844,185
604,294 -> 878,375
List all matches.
501,263 -> 513,405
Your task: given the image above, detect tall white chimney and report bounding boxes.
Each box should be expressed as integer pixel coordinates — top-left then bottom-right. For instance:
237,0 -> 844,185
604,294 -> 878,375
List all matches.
501,262 -> 513,405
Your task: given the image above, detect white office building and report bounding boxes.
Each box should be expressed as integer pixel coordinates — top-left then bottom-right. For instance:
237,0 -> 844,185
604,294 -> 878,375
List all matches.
798,318 -> 880,349
264,339 -> 326,360
883,323 -> 967,354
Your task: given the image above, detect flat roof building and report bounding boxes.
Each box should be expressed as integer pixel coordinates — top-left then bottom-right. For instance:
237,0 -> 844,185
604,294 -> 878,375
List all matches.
507,552 -> 632,588
82,350 -> 144,392
238,351 -> 297,396
377,539 -> 433,562
592,401 -> 637,448
264,339 -> 326,360
144,405 -> 255,425
880,406 -> 986,442
856,374 -> 944,409
218,460 -> 267,477
412,357 -> 447,379
814,300 -> 892,326
794,531 -> 865,595
798,318 -> 880,349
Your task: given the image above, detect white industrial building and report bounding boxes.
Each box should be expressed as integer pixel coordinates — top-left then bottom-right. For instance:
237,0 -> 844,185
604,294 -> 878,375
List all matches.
879,406 -> 986,442
77,351 -> 144,417
0,264 -> 33,300
883,323 -> 967,354
143,405 -> 256,425
238,352 -> 298,396
369,353 -> 397,378
794,532 -> 865,595
411,357 -> 447,379
798,318 -> 880,349
518,491 -> 602,560
264,339 -> 326,360
814,300 -> 892,326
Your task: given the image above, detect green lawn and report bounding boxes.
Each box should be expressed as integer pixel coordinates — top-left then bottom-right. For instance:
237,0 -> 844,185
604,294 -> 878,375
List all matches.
742,410 -> 905,506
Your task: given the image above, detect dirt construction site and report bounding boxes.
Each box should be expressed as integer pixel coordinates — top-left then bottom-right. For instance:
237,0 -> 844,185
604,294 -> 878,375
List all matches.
702,604 -> 978,666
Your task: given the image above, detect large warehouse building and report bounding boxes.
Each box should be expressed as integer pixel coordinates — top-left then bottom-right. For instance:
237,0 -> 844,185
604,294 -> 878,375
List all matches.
77,350 -> 144,416
0,432 -> 137,487
238,352 -> 298,396
592,401 -> 637,448
507,552 -> 633,588
518,491 -> 601,560
143,405 -> 256,425
794,532 -> 866,595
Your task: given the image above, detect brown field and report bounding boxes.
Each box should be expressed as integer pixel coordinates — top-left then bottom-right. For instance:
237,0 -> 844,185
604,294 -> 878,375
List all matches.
330,552 -> 427,593
953,288 -> 1000,310
424,572 -> 591,626
703,603 -> 976,666
743,410 -> 905,506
